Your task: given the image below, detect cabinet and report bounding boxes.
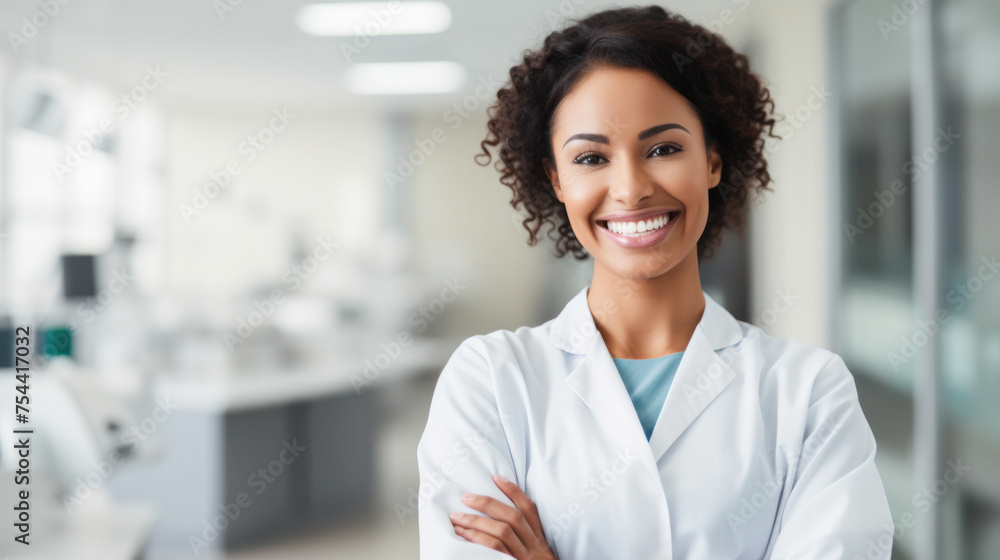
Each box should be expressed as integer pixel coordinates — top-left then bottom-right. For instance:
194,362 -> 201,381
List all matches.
108,385 -> 376,554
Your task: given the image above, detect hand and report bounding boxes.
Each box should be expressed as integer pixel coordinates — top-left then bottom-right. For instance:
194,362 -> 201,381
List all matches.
450,474 -> 557,560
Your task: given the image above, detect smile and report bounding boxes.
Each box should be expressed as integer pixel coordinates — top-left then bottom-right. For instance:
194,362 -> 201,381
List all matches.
595,211 -> 680,249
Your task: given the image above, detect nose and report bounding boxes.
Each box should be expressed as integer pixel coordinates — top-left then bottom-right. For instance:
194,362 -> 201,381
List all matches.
608,153 -> 655,207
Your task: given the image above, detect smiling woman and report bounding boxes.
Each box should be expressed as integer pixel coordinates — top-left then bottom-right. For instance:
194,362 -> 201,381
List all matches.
476,6 -> 778,264
417,5 -> 894,560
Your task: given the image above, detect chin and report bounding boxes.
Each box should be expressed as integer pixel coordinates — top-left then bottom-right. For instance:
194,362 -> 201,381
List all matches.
600,251 -> 681,280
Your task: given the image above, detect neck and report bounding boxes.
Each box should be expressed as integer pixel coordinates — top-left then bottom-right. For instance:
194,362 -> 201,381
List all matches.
587,249 -> 705,359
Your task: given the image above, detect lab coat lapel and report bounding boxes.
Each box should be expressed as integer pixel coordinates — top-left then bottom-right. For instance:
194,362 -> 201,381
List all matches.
563,332 -> 662,480
646,318 -> 736,464
551,287 -> 745,470
553,287 -> 660,480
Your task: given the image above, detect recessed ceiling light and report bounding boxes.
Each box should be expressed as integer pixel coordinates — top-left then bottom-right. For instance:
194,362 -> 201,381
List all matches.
296,2 -> 452,37
346,61 -> 465,94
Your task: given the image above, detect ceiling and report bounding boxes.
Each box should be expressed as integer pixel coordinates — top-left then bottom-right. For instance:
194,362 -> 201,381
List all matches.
0,0 -> 751,113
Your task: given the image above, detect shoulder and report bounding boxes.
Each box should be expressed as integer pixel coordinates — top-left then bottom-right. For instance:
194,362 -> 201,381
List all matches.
433,318 -> 565,405
447,317 -> 560,368
422,323 -> 554,454
731,319 -> 858,405
737,319 -> 839,371
439,316 -> 556,374
732,322 -> 870,459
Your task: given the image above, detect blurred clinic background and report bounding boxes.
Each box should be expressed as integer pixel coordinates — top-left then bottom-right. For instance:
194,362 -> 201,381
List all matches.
0,0 -> 996,559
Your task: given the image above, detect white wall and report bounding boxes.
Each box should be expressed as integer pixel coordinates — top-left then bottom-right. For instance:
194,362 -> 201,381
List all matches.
162,105 -> 384,300
408,109 -> 552,336
725,0 -> 839,349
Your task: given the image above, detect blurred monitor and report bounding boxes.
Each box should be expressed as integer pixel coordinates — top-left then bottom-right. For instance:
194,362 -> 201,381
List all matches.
0,322 -> 13,368
61,254 -> 96,299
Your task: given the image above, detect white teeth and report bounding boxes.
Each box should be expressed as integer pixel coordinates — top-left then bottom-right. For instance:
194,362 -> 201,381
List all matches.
605,213 -> 674,237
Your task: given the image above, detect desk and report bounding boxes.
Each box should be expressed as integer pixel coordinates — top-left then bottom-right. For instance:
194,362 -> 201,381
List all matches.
106,336 -> 456,555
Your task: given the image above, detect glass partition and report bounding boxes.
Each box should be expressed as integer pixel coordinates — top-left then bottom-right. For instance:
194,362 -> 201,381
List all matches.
833,0 -> 1000,557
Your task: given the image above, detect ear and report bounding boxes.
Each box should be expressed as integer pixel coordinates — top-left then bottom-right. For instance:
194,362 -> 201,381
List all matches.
707,143 -> 723,190
543,158 -> 564,203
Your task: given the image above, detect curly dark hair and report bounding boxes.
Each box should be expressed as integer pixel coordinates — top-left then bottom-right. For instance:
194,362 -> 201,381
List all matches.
475,4 -> 780,260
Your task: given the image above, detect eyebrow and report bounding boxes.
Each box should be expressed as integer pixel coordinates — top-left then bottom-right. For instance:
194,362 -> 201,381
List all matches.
561,123 -> 690,148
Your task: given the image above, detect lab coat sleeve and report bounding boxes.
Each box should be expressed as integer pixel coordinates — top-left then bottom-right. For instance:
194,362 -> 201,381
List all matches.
416,337 -> 521,559
767,354 -> 895,560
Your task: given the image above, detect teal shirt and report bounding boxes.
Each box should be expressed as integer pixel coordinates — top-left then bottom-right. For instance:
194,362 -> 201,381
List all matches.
611,351 -> 685,440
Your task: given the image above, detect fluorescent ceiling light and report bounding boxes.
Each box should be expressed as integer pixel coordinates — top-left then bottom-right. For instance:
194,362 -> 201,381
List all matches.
297,2 -> 452,37
346,61 -> 464,95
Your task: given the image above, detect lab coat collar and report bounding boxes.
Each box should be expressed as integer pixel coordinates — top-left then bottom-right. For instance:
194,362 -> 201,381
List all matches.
553,286 -> 745,472
549,285 -> 743,355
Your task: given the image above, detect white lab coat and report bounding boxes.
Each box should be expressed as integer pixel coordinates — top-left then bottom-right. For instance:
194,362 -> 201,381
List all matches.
417,287 -> 894,559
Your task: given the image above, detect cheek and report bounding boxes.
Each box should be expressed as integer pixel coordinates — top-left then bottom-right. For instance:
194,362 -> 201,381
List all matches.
650,160 -> 705,194
559,176 -> 604,225
656,165 -> 708,200
648,163 -> 711,227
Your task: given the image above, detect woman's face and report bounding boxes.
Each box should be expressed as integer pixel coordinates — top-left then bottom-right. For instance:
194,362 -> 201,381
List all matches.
545,65 -> 722,280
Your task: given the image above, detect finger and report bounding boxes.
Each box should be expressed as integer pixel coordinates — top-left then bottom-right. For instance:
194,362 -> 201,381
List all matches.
493,475 -> 547,541
460,492 -> 538,549
453,524 -> 513,557
451,511 -> 528,558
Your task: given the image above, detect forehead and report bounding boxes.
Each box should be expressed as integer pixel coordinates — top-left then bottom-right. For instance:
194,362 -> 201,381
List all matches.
550,65 -> 702,141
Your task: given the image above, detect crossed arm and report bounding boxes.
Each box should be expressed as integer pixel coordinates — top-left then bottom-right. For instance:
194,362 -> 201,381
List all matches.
416,339 -> 557,559
449,474 -> 557,559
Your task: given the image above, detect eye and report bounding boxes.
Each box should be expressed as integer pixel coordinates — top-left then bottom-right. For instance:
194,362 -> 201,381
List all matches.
649,143 -> 682,157
571,152 -> 607,166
